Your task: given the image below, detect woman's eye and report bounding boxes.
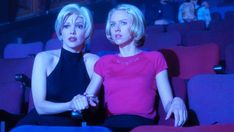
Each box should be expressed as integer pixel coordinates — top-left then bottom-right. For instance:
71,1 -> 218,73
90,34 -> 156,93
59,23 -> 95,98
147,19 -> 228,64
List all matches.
120,21 -> 127,25
110,23 -> 115,28
63,25 -> 70,28
76,24 -> 84,29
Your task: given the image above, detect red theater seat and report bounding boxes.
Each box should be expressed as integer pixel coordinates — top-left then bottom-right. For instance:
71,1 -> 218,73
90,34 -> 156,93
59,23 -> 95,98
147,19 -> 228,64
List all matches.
161,43 -> 220,79
131,124 -> 234,132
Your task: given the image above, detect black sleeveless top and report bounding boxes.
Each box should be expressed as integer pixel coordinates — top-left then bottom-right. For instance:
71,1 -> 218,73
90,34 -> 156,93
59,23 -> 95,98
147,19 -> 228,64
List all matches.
46,48 -> 90,102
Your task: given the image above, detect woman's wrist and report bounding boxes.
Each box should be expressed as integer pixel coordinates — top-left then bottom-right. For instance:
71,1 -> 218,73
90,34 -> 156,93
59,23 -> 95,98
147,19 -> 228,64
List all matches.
165,97 -> 182,113
67,101 -> 73,111
172,97 -> 183,104
83,92 -> 98,105
165,99 -> 172,113
83,92 -> 95,97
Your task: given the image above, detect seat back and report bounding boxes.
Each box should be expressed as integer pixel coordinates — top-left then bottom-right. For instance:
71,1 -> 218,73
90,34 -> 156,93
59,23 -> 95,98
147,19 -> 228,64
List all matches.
161,43 -> 220,79
0,57 -> 34,114
167,21 -> 205,34
224,11 -> 234,21
146,25 -> 166,33
188,74 -> 234,125
4,42 -> 43,58
182,30 -> 231,59
44,38 -> 62,51
143,31 -> 181,51
11,125 -> 112,132
211,12 -> 222,21
89,29 -> 118,54
225,43 -> 234,73
132,124 -> 234,132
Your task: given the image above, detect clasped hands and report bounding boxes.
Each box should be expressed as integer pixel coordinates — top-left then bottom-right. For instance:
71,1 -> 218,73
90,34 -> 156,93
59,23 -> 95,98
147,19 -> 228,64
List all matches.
165,97 -> 188,127
70,94 -> 99,112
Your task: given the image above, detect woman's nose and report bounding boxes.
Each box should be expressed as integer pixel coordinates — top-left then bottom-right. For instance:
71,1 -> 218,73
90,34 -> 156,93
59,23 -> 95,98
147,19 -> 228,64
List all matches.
70,27 -> 76,35
115,24 -> 120,32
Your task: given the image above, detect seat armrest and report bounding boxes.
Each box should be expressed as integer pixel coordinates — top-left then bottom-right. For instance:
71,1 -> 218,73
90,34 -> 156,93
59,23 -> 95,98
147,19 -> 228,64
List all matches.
15,74 -> 31,88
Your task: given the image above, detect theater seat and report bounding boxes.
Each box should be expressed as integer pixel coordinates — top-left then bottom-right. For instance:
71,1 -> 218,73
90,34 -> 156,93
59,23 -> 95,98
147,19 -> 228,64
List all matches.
161,43 -> 220,79
11,125 -> 112,132
89,29 -> 118,54
131,124 -> 234,132
167,21 -> 205,34
188,74 -> 234,125
44,38 -> 62,51
143,31 -> 181,51
225,43 -> 234,73
224,11 -> 234,21
4,42 -> 43,59
0,57 -> 34,114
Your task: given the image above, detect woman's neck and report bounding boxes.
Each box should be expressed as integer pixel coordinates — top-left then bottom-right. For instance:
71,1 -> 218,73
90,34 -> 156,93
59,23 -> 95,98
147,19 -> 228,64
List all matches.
62,44 -> 84,53
118,43 -> 142,57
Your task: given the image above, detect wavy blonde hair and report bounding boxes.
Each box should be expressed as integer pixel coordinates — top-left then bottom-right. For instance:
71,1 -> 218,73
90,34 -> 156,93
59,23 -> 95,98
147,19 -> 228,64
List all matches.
105,4 -> 145,47
55,3 -> 93,45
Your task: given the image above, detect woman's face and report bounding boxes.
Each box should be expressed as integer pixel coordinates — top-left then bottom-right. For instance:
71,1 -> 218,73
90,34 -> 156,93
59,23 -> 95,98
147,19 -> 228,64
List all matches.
109,10 -> 134,47
61,13 -> 86,51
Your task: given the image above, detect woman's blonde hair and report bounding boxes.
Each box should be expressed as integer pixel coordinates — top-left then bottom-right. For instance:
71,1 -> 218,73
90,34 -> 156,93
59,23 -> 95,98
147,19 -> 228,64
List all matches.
55,3 -> 93,45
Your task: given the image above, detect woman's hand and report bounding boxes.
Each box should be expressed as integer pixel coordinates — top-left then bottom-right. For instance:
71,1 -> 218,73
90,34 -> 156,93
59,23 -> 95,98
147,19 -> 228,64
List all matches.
165,97 -> 188,127
70,94 -> 89,112
86,95 -> 99,107
83,92 -> 99,109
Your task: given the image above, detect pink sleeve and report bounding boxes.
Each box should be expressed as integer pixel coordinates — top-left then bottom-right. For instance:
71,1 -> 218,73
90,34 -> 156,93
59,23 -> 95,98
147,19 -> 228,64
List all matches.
154,52 -> 168,75
94,58 -> 104,77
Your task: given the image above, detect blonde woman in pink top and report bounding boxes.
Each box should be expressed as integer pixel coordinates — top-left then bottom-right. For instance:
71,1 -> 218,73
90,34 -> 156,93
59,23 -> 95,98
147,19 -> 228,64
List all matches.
85,4 -> 187,131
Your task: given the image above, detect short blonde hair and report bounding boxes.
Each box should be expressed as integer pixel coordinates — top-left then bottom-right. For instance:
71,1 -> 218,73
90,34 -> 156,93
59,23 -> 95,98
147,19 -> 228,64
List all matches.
106,4 -> 145,47
55,3 -> 93,44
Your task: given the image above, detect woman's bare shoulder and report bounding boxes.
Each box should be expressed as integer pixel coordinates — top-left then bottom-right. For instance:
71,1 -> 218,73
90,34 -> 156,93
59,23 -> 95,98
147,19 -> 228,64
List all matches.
84,53 -> 99,62
35,49 -> 60,64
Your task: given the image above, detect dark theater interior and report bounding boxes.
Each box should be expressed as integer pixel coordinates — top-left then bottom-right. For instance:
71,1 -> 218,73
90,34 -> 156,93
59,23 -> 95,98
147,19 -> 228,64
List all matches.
0,0 -> 234,131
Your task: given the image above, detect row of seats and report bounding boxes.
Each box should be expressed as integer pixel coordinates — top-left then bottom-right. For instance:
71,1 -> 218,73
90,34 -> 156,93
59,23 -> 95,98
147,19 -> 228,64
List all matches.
3,39 -> 61,59
132,123 -> 234,132
1,18 -> 234,131
132,73 -> 234,131
3,38 -> 234,75
0,43 -> 225,114
1,43 -> 220,106
0,3 -> 233,130
0,57 -> 34,115
3,72 -> 234,131
0,42 -> 234,131
3,19 -> 233,59
2,21 -> 234,85
3,27 -> 234,60
210,6 -> 234,20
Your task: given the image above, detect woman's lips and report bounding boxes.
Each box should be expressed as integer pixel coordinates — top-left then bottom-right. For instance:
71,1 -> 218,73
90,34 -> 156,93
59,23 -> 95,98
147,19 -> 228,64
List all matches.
68,37 -> 77,42
115,34 -> 122,39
